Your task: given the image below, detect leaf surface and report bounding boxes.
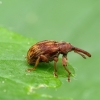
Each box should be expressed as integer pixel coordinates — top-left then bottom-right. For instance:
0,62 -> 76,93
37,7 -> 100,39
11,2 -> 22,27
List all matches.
0,28 -> 75,100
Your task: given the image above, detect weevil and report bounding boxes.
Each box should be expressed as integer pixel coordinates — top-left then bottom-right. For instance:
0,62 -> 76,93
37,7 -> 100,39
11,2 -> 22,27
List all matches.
26,40 -> 91,82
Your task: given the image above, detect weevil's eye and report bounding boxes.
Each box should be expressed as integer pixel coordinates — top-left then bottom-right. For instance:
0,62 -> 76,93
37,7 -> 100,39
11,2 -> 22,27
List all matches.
67,43 -> 71,46
66,42 -> 71,45
69,43 -> 71,45
69,42 -> 72,45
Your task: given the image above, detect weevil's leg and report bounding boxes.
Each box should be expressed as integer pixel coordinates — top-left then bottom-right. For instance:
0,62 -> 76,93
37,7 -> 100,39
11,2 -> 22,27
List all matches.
62,56 -> 71,82
62,55 -> 67,66
40,55 -> 48,62
53,57 -> 58,77
27,56 -> 40,72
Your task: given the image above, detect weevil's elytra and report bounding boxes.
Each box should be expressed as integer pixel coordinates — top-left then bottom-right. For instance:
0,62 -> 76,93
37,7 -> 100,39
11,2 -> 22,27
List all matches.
26,40 -> 91,82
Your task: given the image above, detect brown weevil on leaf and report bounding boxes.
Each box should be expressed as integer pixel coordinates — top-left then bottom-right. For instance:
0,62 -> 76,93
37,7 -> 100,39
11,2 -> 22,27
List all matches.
26,40 -> 91,82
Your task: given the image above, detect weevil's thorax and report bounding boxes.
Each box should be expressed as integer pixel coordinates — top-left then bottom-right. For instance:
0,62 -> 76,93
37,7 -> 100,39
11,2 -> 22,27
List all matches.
58,42 -> 73,55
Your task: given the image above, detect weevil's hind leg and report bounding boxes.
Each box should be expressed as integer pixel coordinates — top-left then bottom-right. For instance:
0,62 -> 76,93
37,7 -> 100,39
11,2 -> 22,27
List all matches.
62,56 -> 71,82
40,55 -> 48,62
53,57 -> 58,77
27,56 -> 40,72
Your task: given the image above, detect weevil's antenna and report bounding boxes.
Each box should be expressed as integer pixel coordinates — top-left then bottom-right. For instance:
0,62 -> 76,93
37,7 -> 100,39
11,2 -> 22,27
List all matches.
72,47 -> 91,59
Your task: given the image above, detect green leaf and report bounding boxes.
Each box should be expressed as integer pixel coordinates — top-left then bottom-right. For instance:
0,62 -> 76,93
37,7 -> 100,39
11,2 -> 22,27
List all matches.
0,28 -> 75,100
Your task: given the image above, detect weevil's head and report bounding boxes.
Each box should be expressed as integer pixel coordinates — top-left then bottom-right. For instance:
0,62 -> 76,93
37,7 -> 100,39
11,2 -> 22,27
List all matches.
59,42 -> 74,54
59,42 -> 91,58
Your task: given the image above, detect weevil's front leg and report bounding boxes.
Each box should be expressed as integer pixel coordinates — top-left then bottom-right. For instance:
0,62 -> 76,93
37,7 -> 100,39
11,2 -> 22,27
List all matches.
62,55 -> 71,82
53,57 -> 58,77
62,55 -> 67,66
27,56 -> 40,72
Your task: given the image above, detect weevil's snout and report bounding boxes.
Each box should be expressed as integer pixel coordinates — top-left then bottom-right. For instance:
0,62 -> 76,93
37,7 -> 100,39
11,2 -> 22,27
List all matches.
71,46 -> 91,59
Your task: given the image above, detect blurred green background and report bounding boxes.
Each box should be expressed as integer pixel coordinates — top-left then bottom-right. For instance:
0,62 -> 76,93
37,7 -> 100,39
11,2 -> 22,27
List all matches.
0,0 -> 100,100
